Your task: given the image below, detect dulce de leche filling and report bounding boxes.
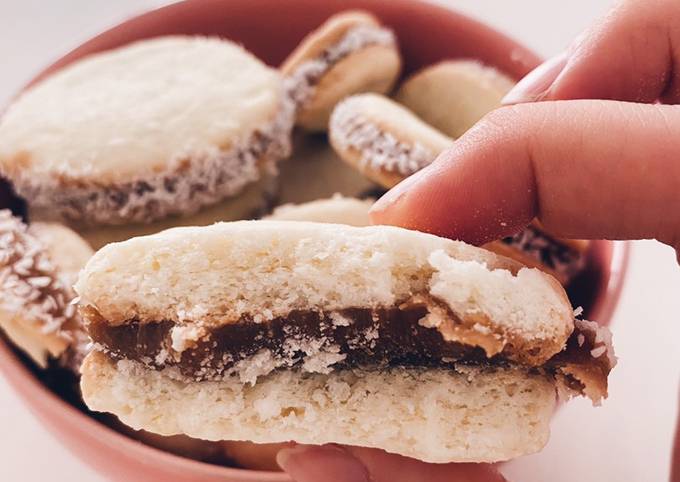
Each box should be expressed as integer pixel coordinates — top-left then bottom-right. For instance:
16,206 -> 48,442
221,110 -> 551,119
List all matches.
85,304 -> 614,401
88,306 -> 488,381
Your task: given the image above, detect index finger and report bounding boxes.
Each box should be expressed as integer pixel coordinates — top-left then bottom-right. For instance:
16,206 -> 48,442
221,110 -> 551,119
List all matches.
370,100 -> 680,250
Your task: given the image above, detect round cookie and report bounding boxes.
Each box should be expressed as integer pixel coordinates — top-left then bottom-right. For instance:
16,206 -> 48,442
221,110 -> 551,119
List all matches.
0,36 -> 293,228
329,93 -> 453,188
0,211 -> 93,369
283,11 -> 401,131
266,194 -> 373,226
395,60 -> 516,138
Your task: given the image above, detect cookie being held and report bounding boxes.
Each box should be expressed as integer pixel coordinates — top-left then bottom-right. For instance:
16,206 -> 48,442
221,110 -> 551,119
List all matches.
283,11 -> 401,131
78,221 -> 614,464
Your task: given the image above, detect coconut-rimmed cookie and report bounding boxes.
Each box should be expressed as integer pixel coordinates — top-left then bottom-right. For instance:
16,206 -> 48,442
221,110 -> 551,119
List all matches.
282,11 -> 401,131
0,210 -> 93,370
395,60 -> 515,138
329,93 -> 454,187
77,221 -> 614,463
0,36 -> 293,228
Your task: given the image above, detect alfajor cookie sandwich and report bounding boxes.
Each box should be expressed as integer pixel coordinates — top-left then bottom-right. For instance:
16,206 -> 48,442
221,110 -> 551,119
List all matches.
395,60 -> 516,138
282,11 -> 401,131
77,221 -> 614,463
0,36 -> 293,240
329,93 -> 454,187
0,211 -> 93,370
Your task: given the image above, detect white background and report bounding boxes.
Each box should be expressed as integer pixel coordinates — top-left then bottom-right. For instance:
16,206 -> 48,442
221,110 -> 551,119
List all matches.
0,1 -> 678,481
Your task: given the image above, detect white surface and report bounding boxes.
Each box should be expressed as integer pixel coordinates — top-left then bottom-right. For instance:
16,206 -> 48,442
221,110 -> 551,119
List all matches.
0,1 -> 678,481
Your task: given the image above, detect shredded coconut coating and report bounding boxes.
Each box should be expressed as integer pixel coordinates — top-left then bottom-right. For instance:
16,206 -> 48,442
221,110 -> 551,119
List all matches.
286,25 -> 396,109
330,103 -> 438,176
502,225 -> 585,280
19,93 -> 294,226
0,211 -> 78,338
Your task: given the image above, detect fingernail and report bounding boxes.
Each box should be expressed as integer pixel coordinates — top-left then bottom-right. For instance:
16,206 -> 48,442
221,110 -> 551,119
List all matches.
370,166 -> 430,218
502,51 -> 569,105
277,445 -> 369,482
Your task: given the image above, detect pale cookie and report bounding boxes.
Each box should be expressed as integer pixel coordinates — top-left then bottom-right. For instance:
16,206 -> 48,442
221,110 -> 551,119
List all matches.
329,93 -> 453,187
0,36 -> 293,227
283,11 -> 401,131
395,60 -> 515,138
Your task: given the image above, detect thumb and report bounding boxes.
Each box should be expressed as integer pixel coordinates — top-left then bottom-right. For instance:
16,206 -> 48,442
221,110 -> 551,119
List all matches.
276,444 -> 504,482
370,100 -> 680,250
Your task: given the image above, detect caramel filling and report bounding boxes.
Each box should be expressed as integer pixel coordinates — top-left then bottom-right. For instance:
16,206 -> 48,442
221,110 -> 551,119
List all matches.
87,306 -> 613,402
89,306 -> 492,381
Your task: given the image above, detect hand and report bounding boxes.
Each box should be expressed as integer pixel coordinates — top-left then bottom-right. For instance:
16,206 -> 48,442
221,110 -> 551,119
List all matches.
280,0 -> 680,480
372,0 -> 680,262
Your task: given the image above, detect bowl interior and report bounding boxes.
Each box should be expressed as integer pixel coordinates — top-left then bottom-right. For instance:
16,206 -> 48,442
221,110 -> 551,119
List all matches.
0,1 -> 627,481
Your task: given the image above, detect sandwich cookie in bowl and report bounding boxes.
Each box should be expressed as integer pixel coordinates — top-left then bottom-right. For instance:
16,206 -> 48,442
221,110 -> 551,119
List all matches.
266,193 -> 373,226
77,221 -> 614,463
283,11 -> 402,131
395,60 -> 516,138
0,36 -> 293,248
0,211 -> 93,371
329,93 -> 454,188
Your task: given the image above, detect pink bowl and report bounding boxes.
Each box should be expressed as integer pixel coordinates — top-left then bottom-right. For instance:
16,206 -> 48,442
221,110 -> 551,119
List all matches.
0,1 -> 630,480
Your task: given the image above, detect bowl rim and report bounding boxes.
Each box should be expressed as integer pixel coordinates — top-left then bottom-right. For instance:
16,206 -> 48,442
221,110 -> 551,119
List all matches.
0,0 -> 630,479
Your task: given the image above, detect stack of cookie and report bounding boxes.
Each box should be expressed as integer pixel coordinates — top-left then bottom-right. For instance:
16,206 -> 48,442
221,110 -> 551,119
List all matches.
0,9 -> 602,471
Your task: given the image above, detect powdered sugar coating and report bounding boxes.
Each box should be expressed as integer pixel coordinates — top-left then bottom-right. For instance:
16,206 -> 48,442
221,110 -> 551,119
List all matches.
330,101 -> 437,176
286,25 -> 396,109
22,94 -> 294,226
